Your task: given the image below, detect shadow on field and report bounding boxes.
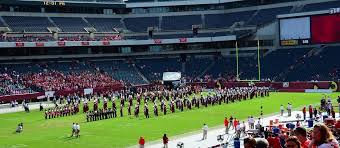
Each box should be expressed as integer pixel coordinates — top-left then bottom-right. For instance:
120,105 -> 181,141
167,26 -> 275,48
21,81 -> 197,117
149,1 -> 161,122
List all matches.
64,136 -> 79,141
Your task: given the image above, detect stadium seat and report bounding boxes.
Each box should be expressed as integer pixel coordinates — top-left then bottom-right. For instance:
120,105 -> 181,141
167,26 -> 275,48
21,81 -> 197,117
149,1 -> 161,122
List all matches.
124,17 -> 159,32
86,18 -> 123,32
2,16 -> 53,32
51,17 -> 90,32
162,15 -> 201,30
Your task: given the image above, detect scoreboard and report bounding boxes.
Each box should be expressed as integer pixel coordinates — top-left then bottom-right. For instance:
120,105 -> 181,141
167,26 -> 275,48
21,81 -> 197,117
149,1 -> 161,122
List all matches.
280,8 -> 340,46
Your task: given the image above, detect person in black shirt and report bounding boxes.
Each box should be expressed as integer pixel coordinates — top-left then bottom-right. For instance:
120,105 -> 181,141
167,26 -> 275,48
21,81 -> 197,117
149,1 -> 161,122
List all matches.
128,105 -> 131,115
120,104 -> 123,117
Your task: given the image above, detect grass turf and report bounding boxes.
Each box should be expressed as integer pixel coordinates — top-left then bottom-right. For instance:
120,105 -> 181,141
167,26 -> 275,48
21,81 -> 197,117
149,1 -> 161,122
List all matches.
0,92 -> 339,148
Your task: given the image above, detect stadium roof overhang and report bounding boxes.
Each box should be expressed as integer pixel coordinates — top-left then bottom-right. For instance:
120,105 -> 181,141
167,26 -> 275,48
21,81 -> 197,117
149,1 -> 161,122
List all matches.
126,0 -> 243,8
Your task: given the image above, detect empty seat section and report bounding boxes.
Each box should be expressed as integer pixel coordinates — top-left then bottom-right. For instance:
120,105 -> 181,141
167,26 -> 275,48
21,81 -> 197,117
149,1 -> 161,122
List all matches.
3,16 -> 53,32
124,17 -> 158,32
162,15 -> 201,30
86,18 -> 123,32
205,11 -> 254,28
51,17 -> 90,32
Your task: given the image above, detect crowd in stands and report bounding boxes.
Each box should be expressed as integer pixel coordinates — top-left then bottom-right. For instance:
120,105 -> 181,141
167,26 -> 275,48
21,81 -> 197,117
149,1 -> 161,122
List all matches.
0,35 -> 123,42
22,71 -> 121,91
0,46 -> 339,96
5,35 -> 55,42
58,35 -> 122,42
241,122 -> 340,148
0,73 -> 35,96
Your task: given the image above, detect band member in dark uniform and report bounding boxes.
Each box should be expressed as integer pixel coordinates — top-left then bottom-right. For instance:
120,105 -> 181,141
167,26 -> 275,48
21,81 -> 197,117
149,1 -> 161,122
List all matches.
103,98 -> 108,110
128,105 -> 131,115
170,101 -> 175,113
44,110 -> 48,119
120,104 -> 123,117
93,99 -> 98,111
113,107 -> 117,118
83,101 -> 89,113
154,103 -> 158,116
134,104 -> 139,118
144,104 -> 149,118
163,104 -> 167,115
112,100 -> 116,111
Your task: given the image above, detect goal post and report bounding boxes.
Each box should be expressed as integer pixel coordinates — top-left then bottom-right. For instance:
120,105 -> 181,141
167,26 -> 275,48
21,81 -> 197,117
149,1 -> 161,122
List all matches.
235,40 -> 261,82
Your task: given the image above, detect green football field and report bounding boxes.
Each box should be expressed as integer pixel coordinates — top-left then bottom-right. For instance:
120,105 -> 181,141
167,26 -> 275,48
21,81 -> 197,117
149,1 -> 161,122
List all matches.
0,92 -> 339,148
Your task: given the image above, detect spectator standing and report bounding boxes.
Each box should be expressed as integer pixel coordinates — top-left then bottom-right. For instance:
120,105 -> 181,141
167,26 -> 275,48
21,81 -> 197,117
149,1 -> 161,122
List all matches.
302,106 -> 306,120
139,137 -> 145,148
75,123 -> 80,138
202,124 -> 208,140
287,103 -> 292,117
71,123 -> 76,137
280,105 -> 284,116
308,105 -> 313,119
163,134 -> 168,148
224,117 -> 229,134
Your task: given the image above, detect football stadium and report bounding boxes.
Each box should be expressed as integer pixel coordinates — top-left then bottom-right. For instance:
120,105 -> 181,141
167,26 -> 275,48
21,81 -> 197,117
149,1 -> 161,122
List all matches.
0,0 -> 340,148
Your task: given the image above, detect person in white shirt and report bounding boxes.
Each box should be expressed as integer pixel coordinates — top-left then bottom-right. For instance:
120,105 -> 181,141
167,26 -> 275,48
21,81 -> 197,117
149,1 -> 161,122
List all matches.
16,123 -> 23,133
242,121 -> 247,135
236,122 -> 241,138
75,123 -> 80,138
247,116 -> 251,129
249,116 -> 255,129
202,124 -> 208,140
71,123 -> 76,137
280,105 -> 284,116
287,103 -> 292,117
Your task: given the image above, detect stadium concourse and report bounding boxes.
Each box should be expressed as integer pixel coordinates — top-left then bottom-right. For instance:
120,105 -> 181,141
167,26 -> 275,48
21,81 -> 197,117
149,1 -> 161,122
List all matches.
141,111 -> 340,148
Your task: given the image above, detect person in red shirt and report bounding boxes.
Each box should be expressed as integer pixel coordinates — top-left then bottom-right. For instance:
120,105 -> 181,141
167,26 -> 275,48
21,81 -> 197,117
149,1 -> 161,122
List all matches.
224,117 -> 229,134
308,105 -> 313,119
233,118 -> 238,131
272,134 -> 282,148
163,134 -> 169,148
267,133 -> 274,147
302,106 -> 306,120
335,120 -> 340,129
138,137 -> 145,148
294,127 -> 311,148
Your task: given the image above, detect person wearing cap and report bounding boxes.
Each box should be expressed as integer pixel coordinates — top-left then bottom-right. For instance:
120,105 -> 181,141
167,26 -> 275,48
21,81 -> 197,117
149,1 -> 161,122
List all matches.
138,137 -> 145,148
294,127 -> 310,148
